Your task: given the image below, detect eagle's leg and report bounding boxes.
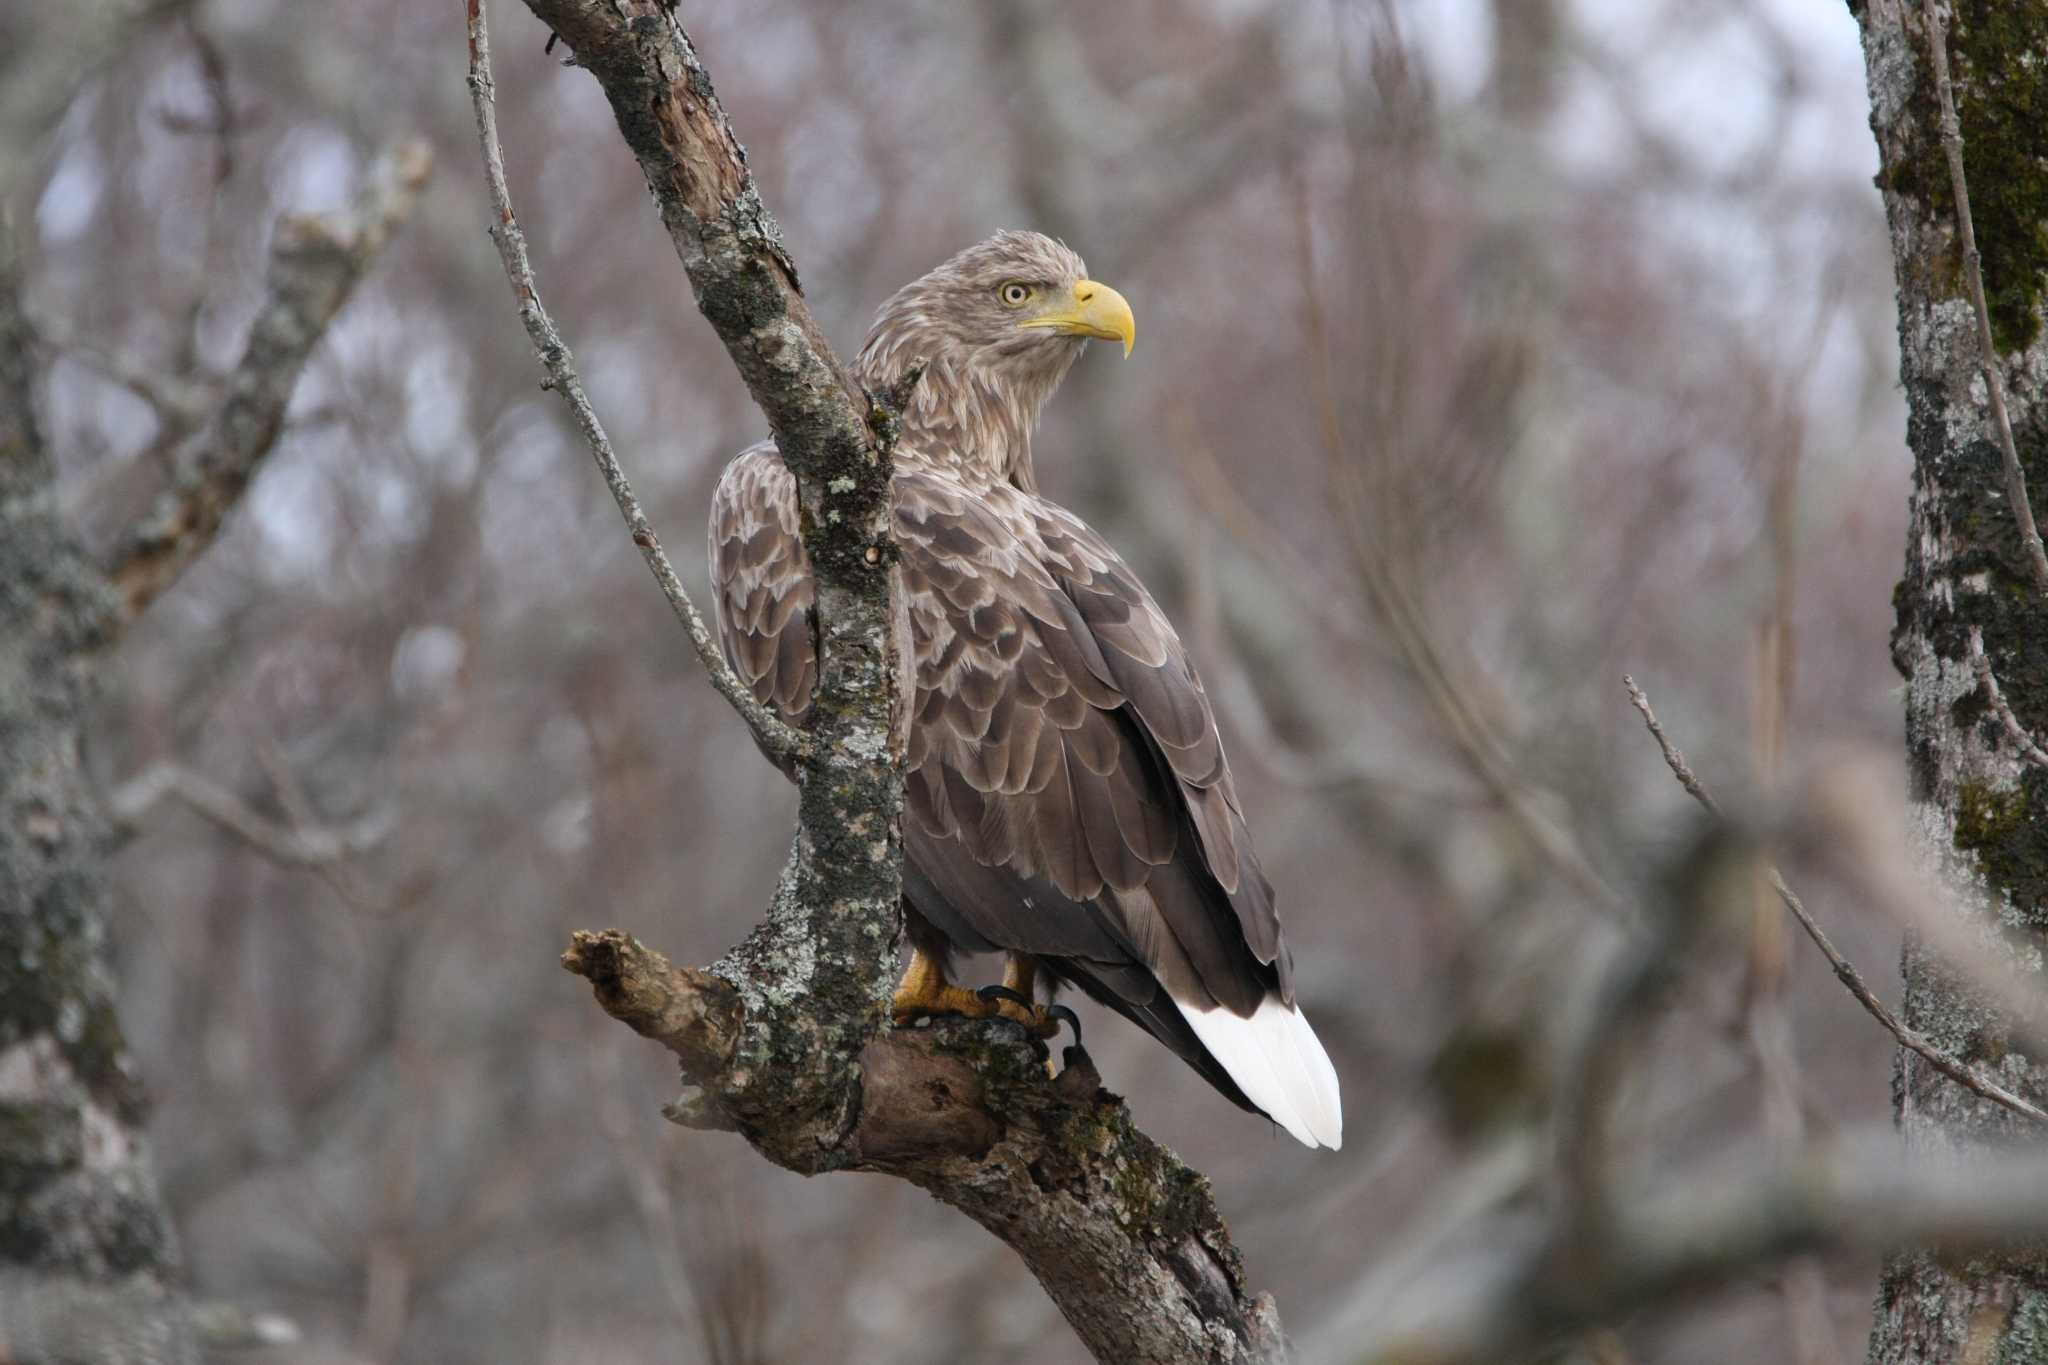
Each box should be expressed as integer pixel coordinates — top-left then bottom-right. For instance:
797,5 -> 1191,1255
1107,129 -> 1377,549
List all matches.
994,955 -> 1061,1038
890,948 -> 992,1025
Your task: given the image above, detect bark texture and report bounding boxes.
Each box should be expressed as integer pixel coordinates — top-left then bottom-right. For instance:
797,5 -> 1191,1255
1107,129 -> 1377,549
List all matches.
512,3 -> 1287,1358
517,0 -> 907,1170
0,229 -> 196,1365
1853,2 -> 2048,1360
0,142 -> 420,1364
563,933 -> 1287,1364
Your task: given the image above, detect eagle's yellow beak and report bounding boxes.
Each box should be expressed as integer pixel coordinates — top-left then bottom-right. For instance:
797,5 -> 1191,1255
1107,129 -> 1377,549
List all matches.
1021,279 -> 1136,357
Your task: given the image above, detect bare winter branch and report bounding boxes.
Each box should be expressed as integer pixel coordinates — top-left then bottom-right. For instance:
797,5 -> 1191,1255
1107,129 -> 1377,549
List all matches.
107,761 -> 394,866
462,3 -> 806,763
1622,675 -> 2048,1125
108,139 -> 432,618
560,930 -> 1289,1363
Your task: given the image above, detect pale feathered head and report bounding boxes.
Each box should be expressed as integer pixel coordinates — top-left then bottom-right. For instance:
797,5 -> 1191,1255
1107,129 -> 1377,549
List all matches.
852,231 -> 1135,487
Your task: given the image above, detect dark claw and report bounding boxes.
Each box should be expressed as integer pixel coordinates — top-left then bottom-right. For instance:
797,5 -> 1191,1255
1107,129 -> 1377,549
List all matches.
975,983 -> 1032,1011
974,985 -> 1082,1050
1046,1003 -> 1082,1050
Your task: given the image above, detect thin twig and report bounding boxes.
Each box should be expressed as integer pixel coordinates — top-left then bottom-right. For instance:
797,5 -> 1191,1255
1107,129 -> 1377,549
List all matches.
35,318 -> 215,428
463,0 -> 807,763
107,761 -> 394,865
1968,627 -> 2048,768
1924,0 -> 2048,589
1623,675 -> 2048,1125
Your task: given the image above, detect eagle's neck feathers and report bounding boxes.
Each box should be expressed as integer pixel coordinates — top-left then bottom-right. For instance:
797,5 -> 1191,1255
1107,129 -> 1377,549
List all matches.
851,296 -> 1082,495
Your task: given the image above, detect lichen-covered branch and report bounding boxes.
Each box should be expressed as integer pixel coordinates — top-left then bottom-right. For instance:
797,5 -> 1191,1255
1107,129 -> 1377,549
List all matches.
561,932 -> 1287,1364
499,0 -> 907,1167
471,3 -> 1290,1355
1851,0 -> 2048,1359
108,140 -> 433,619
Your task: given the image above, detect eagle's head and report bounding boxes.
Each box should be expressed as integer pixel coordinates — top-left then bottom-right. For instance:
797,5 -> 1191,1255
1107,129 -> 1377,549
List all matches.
852,231 -> 1134,487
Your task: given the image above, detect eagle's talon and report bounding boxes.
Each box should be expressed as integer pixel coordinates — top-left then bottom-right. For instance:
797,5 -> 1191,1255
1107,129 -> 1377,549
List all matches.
975,983 -> 1063,1039
1045,1003 -> 1082,1050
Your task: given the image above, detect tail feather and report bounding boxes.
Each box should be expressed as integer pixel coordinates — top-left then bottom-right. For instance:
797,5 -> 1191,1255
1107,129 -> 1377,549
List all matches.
1175,994 -> 1343,1149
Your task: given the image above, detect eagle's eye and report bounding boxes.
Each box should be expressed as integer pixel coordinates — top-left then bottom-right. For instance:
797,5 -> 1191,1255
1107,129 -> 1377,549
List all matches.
998,281 -> 1034,307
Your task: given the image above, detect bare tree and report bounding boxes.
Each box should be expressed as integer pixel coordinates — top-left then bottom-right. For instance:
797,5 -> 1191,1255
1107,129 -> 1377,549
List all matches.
1851,0 -> 2048,1358
0,8 -> 423,1355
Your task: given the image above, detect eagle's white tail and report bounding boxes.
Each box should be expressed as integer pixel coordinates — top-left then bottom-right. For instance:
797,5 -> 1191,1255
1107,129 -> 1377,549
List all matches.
1176,995 -> 1343,1149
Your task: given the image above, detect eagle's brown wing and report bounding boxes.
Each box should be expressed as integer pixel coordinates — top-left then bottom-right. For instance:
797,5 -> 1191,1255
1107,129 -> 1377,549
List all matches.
708,443 -> 818,763
711,445 -> 1335,1143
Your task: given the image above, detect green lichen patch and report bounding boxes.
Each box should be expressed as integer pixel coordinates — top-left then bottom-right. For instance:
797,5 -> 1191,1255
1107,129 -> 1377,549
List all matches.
1953,770 -> 2048,926
1955,780 -> 2028,852
1878,0 -> 2048,353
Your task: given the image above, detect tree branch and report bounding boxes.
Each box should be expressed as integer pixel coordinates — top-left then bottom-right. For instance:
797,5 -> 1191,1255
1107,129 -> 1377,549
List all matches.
106,760 -> 394,866
462,13 -> 805,762
561,932 -> 1288,1364
470,3 -> 1289,1356
1622,675 -> 2048,1125
107,139 -> 432,619
1968,626 -> 2048,768
477,0 -> 909,1167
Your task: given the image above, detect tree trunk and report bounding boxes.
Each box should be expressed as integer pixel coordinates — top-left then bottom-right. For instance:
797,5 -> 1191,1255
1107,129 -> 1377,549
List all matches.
0,230 -> 198,1365
1852,1 -> 2048,1360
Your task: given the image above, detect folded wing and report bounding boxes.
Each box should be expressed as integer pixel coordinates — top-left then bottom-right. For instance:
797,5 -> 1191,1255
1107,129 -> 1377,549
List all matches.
709,444 -> 1340,1148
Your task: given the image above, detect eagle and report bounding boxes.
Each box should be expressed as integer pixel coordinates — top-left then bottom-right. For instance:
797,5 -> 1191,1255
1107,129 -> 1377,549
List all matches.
710,231 -> 1341,1149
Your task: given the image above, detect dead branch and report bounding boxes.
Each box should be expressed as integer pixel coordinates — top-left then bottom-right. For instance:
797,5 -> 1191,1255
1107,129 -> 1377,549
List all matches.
560,931 -> 1288,1364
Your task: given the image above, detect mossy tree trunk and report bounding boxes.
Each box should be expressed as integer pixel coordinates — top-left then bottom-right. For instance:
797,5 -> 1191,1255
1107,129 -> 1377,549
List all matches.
1852,1 -> 2048,1360
0,232 -> 198,1362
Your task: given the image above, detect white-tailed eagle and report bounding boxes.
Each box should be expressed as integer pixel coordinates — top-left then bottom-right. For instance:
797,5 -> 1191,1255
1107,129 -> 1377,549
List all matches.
710,231 -> 1341,1149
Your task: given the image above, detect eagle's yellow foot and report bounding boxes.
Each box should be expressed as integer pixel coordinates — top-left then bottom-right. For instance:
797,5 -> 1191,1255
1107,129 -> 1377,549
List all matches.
890,950 -> 1062,1039
974,984 -> 1065,1040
